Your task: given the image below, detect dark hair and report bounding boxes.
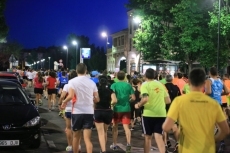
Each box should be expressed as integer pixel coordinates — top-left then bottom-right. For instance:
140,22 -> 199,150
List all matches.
126,75 -> 131,82
174,73 -> 178,77
166,75 -> 173,82
145,68 -> 157,80
68,70 -> 77,80
117,71 -> 125,80
76,63 -> 87,74
178,73 -> 183,79
62,71 -> 66,76
189,68 -> 206,87
98,75 -> 108,89
37,72 -> 44,83
210,67 -> 217,76
49,71 -> 56,78
132,78 -> 142,85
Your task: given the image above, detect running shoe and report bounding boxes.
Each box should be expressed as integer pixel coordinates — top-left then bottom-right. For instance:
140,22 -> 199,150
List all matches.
126,144 -> 131,153
59,111 -> 63,116
173,143 -> 178,153
39,99 -> 43,106
66,146 -> 73,151
110,144 -> 119,150
167,140 -> 171,148
130,127 -> 134,131
218,142 -> 225,153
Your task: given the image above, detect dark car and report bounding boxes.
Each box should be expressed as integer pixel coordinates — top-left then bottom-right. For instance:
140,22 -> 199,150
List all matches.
0,81 -> 41,149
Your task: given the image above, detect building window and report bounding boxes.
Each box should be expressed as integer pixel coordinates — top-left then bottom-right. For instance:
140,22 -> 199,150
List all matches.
114,38 -> 117,47
118,37 -> 121,46
121,36 -> 124,46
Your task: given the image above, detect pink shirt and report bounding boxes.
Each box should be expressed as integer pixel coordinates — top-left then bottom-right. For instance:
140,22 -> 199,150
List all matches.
34,77 -> 43,89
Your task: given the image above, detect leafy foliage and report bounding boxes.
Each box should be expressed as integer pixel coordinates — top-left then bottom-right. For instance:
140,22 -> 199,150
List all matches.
0,0 -> 8,43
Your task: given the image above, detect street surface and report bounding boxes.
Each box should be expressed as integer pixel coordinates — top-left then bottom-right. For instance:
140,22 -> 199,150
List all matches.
1,87 -> 230,153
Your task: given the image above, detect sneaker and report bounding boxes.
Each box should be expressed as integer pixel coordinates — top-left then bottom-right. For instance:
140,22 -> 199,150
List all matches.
130,128 -> 134,131
110,144 -> 118,150
39,99 -> 43,106
126,145 -> 131,153
173,143 -> 178,153
167,140 -> 171,148
66,146 -> 73,151
141,133 -> 144,137
59,111 -> 63,116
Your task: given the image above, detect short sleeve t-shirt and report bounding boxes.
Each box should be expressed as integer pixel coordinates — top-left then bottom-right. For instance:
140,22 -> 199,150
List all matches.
111,81 -> 134,112
34,77 -> 43,89
141,80 -> 168,117
47,77 -> 56,89
167,92 -> 226,153
68,76 -> 98,114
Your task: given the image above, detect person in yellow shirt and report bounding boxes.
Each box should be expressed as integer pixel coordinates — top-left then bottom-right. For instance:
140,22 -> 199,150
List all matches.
162,68 -> 229,153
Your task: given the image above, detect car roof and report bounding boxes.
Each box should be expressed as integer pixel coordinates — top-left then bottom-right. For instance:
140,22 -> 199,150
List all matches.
0,80 -> 21,87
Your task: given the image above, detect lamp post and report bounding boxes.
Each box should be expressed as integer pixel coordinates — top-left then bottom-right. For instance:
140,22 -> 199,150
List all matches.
34,62 -> 36,69
101,31 -> 110,70
72,40 -> 78,66
37,61 -> 39,69
217,0 -> 221,72
63,45 -> 68,68
133,16 -> 142,73
48,57 -> 51,70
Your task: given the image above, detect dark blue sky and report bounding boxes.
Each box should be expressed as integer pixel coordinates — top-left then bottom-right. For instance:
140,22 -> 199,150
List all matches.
4,0 -> 128,49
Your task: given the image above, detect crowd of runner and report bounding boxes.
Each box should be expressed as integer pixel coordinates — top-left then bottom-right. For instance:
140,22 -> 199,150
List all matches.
11,65 -> 230,153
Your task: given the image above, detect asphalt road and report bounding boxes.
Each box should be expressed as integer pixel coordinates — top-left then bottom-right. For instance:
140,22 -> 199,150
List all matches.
1,87 -> 230,153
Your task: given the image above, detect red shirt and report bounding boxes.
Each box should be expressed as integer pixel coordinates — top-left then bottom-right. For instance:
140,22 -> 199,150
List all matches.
34,77 -> 43,89
47,77 -> 56,89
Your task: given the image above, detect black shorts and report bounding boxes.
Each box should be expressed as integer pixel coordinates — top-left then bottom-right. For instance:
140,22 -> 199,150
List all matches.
23,76 -> 27,80
72,114 -> 94,131
222,103 -> 227,108
130,102 -> 141,119
48,89 -> 57,95
94,109 -> 113,125
142,117 -> 165,135
28,79 -> 32,81
34,88 -> 43,94
65,112 -> 71,119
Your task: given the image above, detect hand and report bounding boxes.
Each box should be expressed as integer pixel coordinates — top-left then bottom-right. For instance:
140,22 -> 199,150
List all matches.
61,102 -> 67,110
135,103 -> 139,109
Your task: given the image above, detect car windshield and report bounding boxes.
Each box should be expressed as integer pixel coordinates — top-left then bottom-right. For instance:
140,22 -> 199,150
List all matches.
0,86 -> 29,104
0,76 -> 17,79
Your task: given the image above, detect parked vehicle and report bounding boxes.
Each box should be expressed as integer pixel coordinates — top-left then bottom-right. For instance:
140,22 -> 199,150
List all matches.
0,81 -> 41,149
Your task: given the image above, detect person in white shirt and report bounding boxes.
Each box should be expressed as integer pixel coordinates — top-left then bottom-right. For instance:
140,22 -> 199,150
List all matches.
58,70 -> 78,152
26,69 -> 33,87
61,63 -> 99,153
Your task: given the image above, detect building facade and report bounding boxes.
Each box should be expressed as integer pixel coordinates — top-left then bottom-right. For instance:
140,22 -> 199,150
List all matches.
106,10 -> 142,74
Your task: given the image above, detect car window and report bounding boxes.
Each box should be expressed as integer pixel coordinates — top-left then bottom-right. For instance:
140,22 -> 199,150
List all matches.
0,86 -> 28,104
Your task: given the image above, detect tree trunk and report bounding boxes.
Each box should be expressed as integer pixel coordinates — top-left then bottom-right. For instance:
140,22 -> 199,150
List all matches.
188,62 -> 192,73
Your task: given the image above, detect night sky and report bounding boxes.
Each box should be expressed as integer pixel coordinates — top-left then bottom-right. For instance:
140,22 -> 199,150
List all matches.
4,0 -> 128,49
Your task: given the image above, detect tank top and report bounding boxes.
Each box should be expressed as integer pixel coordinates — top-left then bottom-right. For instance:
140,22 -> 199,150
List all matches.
209,78 -> 223,105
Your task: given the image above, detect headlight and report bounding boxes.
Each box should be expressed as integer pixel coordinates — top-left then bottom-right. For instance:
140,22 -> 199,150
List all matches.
23,116 -> 40,127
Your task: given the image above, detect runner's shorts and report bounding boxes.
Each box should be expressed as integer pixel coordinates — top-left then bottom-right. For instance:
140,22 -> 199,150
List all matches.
47,88 -> 57,95
94,109 -> 113,125
142,117 -> 165,135
34,88 -> 43,94
113,112 -> 131,124
65,112 -> 71,119
72,114 -> 94,131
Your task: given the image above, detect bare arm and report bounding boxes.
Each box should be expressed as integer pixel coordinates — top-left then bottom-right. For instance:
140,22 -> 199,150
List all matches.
63,88 -> 74,104
215,120 -> 230,142
222,82 -> 229,96
58,91 -> 67,105
165,96 -> 171,104
111,93 -> 117,104
205,79 -> 211,95
93,91 -> 100,103
162,117 -> 175,132
135,94 -> 148,109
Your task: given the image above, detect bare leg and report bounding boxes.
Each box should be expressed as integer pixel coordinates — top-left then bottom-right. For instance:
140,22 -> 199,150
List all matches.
123,124 -> 131,144
144,134 -> 152,153
95,122 -> 106,152
154,133 -> 165,153
112,123 -> 118,145
72,130 -> 82,153
83,129 -> 93,153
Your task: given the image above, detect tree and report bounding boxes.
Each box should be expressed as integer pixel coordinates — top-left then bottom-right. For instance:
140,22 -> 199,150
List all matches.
209,0 -> 230,69
0,0 -> 8,43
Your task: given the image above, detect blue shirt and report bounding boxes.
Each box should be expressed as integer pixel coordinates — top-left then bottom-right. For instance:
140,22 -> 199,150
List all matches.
209,78 -> 223,105
90,77 -> 99,84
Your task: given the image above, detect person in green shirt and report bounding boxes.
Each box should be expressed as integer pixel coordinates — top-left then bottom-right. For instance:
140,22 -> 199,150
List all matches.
182,83 -> 190,94
110,71 -> 135,152
135,68 -> 171,153
159,73 -> 167,85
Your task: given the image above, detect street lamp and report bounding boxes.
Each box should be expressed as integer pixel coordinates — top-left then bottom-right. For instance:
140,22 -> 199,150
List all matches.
72,40 -> 78,66
37,61 -> 40,69
41,59 -> 45,69
63,45 -> 68,68
217,0 -> 221,72
48,57 -> 51,70
133,16 -> 142,73
101,31 -> 109,52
